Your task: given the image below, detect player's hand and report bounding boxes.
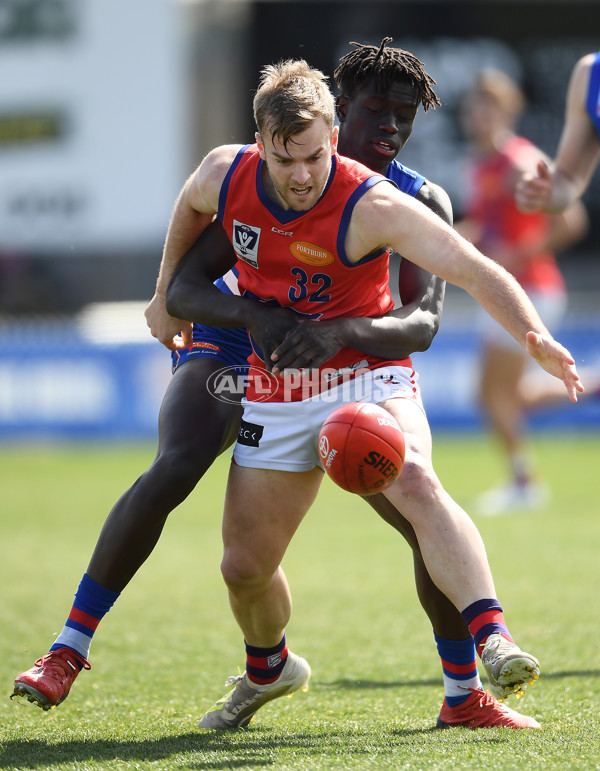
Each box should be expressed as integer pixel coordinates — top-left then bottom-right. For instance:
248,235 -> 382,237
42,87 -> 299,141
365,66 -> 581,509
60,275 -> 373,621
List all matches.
515,160 -> 553,213
247,305 -> 302,372
525,331 -> 584,403
270,319 -> 346,375
144,292 -> 193,350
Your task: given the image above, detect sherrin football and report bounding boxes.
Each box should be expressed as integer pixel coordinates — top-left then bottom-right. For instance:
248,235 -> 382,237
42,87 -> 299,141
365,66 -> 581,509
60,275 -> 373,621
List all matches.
318,402 -> 405,495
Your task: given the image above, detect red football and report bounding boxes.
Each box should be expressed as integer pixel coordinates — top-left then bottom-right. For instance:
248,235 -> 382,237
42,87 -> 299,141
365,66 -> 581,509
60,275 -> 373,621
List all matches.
318,402 -> 405,495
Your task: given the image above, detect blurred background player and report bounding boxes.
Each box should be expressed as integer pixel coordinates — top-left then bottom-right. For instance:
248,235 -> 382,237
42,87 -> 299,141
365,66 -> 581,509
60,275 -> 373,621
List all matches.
516,51 -> 600,214
455,69 -> 588,515
13,41 -> 541,730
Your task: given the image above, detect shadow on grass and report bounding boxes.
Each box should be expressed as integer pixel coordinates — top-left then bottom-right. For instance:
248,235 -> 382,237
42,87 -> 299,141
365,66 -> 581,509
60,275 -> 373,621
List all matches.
541,669 -> 600,681
319,676 -> 441,690
1,733 -> 260,769
0,725 -> 510,770
3,669 -> 595,768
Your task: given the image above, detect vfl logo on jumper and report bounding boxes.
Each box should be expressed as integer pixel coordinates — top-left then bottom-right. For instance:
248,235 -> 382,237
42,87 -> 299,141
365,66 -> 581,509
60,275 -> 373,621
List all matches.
233,220 -> 260,268
291,241 -> 334,266
238,419 -> 264,447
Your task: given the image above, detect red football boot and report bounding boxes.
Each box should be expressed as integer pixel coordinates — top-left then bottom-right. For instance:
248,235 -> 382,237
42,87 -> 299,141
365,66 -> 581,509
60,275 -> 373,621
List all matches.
437,688 -> 541,729
12,647 -> 91,710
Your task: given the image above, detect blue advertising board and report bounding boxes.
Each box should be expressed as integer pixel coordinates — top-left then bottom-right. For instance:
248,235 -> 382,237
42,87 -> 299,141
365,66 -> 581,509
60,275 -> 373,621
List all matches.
0,319 -> 598,441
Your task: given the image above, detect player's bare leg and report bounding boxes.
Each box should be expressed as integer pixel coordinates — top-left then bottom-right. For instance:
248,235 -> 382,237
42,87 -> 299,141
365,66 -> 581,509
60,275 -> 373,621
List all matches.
380,398 -> 496,608
198,464 -> 319,729
87,358 -> 243,591
366,494 -> 472,639
379,397 -> 540,703
13,358 -> 243,709
366,478 -> 540,726
221,464 -> 322,646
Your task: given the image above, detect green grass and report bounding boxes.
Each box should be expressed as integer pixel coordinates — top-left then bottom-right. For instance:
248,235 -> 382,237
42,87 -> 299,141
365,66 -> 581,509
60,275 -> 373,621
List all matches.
1,433 -> 599,770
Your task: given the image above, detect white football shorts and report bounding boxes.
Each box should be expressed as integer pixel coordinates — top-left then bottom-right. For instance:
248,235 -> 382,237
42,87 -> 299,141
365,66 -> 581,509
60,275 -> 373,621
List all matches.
232,365 -> 423,472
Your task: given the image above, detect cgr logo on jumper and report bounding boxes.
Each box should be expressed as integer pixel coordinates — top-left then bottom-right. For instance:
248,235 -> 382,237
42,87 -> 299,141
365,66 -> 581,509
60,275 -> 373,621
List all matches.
233,220 -> 261,268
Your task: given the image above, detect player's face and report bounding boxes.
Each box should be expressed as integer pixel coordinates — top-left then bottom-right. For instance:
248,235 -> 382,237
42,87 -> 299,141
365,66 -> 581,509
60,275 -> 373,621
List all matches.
257,118 -> 338,211
336,77 -> 419,173
460,92 -> 511,147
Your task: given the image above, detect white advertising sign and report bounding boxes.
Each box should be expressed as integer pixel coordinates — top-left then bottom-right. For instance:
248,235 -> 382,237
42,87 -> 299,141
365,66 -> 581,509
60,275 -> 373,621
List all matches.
0,0 -> 184,253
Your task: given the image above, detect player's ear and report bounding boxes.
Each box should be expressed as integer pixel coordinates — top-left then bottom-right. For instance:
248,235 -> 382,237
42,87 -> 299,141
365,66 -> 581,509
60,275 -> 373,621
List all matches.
256,131 -> 266,159
331,125 -> 339,153
336,95 -> 348,123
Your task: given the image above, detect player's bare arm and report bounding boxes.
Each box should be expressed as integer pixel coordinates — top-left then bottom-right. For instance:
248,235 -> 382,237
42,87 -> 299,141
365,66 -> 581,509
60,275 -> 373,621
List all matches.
516,55 -> 600,213
269,180 -> 449,373
144,145 -> 240,349
349,181 -> 583,401
168,220 -> 237,296
165,221 -> 303,370
393,180 -> 449,346
509,144 -> 587,259
552,56 -> 600,204
343,179 -> 450,355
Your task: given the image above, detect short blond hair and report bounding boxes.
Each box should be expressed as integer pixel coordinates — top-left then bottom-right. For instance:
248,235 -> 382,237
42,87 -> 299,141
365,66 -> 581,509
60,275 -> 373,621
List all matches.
253,59 -> 335,149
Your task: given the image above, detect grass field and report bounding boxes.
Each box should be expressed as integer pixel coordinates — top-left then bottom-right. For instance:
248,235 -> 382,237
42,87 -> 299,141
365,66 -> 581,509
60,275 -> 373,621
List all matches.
1,433 -> 599,770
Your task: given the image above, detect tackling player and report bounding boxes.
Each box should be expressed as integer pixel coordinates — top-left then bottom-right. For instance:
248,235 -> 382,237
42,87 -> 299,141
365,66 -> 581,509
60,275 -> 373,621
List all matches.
161,57 -> 580,729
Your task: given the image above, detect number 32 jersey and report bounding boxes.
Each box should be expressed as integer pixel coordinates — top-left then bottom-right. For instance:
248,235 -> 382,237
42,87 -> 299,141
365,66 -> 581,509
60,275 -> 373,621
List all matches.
217,144 -> 412,401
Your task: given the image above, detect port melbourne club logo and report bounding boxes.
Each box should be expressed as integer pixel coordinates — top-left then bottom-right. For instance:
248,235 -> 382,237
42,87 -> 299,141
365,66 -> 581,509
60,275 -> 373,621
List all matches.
233,220 -> 260,268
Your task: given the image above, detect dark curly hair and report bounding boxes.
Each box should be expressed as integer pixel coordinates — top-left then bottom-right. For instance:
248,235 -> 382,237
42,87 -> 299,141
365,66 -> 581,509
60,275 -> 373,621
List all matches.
334,37 -> 441,112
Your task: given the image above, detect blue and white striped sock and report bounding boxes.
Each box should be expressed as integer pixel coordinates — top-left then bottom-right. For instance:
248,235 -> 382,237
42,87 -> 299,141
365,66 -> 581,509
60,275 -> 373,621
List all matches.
50,573 -> 120,663
435,633 -> 482,706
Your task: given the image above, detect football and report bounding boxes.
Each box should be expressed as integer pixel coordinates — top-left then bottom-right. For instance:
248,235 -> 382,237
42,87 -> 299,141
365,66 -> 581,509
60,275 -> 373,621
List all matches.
318,402 -> 405,495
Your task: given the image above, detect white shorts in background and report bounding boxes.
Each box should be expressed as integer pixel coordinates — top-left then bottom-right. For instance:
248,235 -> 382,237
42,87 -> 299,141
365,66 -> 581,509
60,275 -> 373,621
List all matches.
477,288 -> 567,352
233,365 -> 423,472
